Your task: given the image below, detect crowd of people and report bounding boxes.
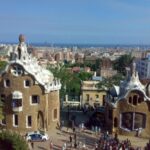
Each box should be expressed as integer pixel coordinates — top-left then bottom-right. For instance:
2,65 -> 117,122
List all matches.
49,124 -> 150,150
61,129 -> 148,150
96,132 -> 138,150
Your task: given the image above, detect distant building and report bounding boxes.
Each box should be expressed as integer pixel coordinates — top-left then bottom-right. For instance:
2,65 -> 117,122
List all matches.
136,57 -> 150,79
100,68 -> 117,78
84,55 -> 97,64
105,63 -> 150,138
74,53 -> 84,63
81,81 -> 106,108
131,51 -> 144,59
0,35 -> 61,133
100,58 -> 117,78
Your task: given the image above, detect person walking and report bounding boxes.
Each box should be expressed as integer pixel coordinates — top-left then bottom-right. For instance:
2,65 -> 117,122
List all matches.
31,142 -> 34,149
49,140 -> 53,150
69,135 -> 72,148
69,135 -> 72,142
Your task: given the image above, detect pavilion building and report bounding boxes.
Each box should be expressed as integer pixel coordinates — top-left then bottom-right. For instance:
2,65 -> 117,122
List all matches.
0,35 -> 61,133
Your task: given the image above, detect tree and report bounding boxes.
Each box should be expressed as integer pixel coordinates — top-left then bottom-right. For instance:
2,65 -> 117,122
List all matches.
113,54 -> 134,75
95,58 -> 101,69
66,74 -> 81,97
77,72 -> 92,81
97,73 -> 125,89
48,64 -> 92,101
0,131 -> 28,150
48,64 -> 72,99
0,61 -> 7,73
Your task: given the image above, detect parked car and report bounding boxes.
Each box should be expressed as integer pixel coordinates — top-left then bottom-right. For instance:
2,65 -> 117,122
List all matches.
25,131 -> 49,142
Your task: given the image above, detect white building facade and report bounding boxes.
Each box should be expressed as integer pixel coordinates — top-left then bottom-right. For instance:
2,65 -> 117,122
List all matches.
136,57 -> 150,79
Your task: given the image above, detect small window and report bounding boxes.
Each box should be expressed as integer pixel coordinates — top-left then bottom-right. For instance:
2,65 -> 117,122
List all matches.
2,118 -> 6,125
133,95 -> 137,105
108,109 -> 113,120
86,94 -> 89,101
12,99 -> 22,107
26,116 -> 32,127
103,95 -> 106,101
54,109 -> 57,120
4,79 -> 10,87
0,94 -> 5,103
96,95 -> 99,98
1,114 -> 6,125
114,117 -> 118,128
102,95 -> 106,106
24,80 -> 30,87
129,97 -> 132,103
11,65 -> 23,76
13,114 -> 18,127
31,95 -> 39,104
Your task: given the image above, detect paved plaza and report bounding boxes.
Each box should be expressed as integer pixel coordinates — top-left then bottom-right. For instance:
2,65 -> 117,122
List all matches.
29,127 -> 149,150
29,127 -> 96,150
27,111 -> 149,150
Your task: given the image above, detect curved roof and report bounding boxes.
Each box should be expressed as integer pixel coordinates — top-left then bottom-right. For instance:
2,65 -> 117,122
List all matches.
109,85 -> 120,97
107,63 -> 150,108
1,36 -> 61,93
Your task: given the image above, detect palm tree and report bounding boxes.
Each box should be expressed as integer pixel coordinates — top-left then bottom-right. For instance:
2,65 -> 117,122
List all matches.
0,61 -> 7,72
97,73 -> 125,90
113,54 -> 134,75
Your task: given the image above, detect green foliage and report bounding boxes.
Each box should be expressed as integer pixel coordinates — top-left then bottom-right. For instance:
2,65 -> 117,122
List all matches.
97,73 -> 125,89
0,108 -> 3,120
95,58 -> 101,69
0,61 -> 7,72
113,54 -> 134,75
77,71 -> 92,81
64,58 -> 101,71
0,131 -> 29,150
0,98 -> 4,120
47,64 -> 92,99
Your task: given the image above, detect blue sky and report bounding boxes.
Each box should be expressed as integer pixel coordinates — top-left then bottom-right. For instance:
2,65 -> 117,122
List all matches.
0,0 -> 150,44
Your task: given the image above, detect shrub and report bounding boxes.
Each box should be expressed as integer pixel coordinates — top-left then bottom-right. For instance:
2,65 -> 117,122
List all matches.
0,130 -> 29,150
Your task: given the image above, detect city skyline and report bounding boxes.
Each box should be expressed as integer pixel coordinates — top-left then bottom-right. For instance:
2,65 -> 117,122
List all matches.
0,0 -> 150,44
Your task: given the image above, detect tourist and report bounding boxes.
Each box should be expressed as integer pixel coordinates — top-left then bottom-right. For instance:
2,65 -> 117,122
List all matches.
31,142 -> 34,149
69,135 -> 72,143
74,142 -> 77,148
73,127 -> 75,133
74,133 -> 77,141
49,140 -> 53,150
95,142 -> 98,150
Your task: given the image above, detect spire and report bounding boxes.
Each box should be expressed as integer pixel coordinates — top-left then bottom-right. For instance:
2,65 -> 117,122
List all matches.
19,34 -> 25,43
131,62 -> 136,77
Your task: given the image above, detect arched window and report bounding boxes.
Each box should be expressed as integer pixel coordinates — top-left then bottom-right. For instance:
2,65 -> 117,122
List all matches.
121,112 -> 146,131
129,97 -> 132,104
114,117 -> 118,127
133,95 -> 137,105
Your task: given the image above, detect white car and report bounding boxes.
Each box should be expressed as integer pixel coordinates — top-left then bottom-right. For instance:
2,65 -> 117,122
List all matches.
26,131 -> 49,142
